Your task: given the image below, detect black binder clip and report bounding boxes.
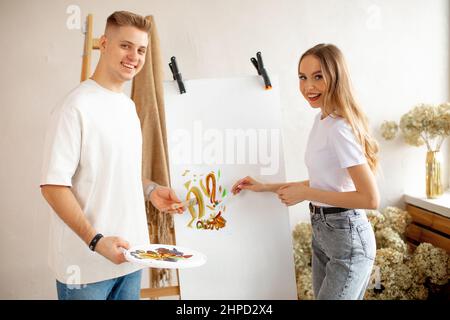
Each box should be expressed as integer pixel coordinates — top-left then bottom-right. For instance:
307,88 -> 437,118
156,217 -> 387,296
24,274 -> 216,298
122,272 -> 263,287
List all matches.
251,52 -> 272,90
169,56 -> 186,94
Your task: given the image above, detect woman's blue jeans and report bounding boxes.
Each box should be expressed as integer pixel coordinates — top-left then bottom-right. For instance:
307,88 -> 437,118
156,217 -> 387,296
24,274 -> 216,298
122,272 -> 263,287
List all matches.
56,270 -> 142,300
310,208 -> 376,300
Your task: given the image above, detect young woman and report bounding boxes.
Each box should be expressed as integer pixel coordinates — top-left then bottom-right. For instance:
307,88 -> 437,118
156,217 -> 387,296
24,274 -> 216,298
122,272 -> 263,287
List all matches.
231,44 -> 379,300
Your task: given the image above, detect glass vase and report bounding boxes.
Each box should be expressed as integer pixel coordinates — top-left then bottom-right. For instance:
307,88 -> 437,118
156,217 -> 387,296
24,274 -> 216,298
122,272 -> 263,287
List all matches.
425,150 -> 443,199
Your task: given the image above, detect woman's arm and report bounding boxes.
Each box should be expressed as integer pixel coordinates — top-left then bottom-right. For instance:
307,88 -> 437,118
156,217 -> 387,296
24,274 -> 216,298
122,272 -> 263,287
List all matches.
308,164 -> 379,208
232,177 -> 309,194
263,180 -> 309,192
278,164 -> 379,209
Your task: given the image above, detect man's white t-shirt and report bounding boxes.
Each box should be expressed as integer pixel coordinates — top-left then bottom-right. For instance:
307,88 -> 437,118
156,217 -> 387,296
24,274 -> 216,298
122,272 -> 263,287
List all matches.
41,79 -> 150,285
305,112 -> 367,207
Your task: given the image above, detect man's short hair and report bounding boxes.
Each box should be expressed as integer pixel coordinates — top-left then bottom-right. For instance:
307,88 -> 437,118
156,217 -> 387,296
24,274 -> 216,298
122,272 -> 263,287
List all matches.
106,11 -> 151,33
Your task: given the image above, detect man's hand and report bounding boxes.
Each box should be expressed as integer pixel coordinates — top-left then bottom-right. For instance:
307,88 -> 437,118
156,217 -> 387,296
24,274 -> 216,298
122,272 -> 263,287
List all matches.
149,186 -> 185,214
94,236 -> 130,264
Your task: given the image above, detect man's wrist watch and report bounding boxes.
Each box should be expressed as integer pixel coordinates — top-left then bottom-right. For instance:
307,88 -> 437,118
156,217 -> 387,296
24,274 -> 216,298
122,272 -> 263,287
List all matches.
145,182 -> 159,200
89,233 -> 103,251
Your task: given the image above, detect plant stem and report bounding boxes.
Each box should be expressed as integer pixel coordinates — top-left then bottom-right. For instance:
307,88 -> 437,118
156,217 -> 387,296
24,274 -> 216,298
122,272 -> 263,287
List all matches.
421,132 -> 431,150
436,135 -> 444,151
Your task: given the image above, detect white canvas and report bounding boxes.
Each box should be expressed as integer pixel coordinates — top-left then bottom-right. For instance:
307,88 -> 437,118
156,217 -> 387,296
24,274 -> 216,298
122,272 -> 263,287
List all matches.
164,76 -> 297,299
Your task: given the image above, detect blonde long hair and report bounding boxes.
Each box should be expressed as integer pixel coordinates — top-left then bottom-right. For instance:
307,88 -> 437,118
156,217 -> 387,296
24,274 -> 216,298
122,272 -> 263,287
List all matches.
299,44 -> 379,172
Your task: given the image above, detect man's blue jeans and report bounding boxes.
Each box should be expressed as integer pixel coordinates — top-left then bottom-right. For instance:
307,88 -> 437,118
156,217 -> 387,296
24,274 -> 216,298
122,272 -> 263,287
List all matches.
311,208 -> 376,300
56,270 -> 142,300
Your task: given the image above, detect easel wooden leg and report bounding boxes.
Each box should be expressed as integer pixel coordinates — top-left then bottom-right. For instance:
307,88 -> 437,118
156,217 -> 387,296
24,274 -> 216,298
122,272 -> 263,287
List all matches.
80,14 -> 93,82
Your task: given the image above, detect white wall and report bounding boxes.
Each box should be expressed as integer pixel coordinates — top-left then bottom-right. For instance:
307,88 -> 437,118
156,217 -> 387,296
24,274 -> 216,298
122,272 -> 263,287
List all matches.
0,0 -> 448,299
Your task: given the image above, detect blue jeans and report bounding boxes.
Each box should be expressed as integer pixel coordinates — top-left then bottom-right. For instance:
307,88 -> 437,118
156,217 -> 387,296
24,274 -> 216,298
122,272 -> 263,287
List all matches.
310,208 -> 376,300
56,270 -> 142,300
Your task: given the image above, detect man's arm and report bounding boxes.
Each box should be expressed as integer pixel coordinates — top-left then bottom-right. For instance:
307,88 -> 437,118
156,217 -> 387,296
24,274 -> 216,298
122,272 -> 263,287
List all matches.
142,178 -> 157,200
142,178 -> 184,213
40,185 -> 129,264
41,185 -> 96,245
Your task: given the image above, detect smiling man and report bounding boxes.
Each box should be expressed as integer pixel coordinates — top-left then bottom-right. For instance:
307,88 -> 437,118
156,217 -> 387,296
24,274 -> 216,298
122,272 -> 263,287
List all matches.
40,11 -> 184,300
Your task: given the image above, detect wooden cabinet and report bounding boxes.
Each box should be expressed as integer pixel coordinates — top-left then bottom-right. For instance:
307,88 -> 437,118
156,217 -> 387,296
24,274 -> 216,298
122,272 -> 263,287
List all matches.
405,203 -> 450,253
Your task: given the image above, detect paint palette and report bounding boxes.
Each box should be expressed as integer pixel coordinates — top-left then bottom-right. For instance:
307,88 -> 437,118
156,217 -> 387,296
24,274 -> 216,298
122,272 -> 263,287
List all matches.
124,244 -> 207,269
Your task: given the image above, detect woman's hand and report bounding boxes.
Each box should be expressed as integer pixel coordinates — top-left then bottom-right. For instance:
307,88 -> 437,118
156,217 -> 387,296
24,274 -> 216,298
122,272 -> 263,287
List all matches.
276,182 -> 309,206
231,176 -> 266,194
150,186 -> 185,214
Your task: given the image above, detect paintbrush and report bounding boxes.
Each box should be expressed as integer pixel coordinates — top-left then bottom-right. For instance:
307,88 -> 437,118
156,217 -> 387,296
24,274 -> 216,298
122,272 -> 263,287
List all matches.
165,192 -> 234,213
162,198 -> 198,213
216,193 -> 233,211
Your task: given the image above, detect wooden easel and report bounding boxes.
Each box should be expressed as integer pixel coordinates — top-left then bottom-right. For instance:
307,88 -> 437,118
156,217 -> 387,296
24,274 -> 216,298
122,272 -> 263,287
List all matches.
80,13 -> 181,299
80,14 -> 99,81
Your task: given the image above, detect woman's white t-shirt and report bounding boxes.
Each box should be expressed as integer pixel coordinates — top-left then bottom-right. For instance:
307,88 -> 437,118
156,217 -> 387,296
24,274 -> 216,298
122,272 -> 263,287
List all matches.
305,112 -> 367,207
40,79 -> 150,285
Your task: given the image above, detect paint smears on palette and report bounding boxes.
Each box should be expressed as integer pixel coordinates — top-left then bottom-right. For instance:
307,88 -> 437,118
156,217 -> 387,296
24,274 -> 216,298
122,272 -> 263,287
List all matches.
181,169 -> 230,231
124,244 -> 207,269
